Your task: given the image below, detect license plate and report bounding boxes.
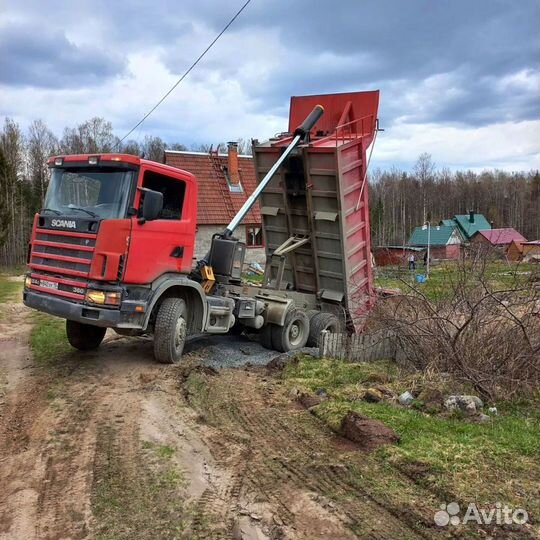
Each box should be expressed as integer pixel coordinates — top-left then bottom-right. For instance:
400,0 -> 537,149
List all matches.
40,279 -> 58,290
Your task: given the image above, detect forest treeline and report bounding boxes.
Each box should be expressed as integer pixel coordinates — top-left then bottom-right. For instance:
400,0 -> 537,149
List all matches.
0,116 -> 251,266
369,154 -> 540,247
0,116 -> 538,266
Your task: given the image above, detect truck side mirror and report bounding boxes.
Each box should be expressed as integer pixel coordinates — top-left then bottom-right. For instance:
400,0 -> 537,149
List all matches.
141,189 -> 163,221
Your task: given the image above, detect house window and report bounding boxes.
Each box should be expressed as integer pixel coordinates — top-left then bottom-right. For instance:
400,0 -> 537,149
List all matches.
142,170 -> 186,219
246,226 -> 263,247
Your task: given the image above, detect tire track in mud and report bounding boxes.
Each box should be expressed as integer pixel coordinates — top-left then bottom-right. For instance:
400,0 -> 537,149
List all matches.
218,375 -> 400,537
32,379 -> 100,540
0,344 -> 118,540
188,432 -> 252,539
1,315 -> 208,540
0,304 -> 63,540
183,368 -> 448,540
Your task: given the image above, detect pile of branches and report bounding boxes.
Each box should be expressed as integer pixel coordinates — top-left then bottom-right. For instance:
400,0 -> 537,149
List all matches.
370,259 -> 540,401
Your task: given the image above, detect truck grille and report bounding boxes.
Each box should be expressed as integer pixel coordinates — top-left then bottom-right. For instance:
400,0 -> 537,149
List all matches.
28,228 -> 97,301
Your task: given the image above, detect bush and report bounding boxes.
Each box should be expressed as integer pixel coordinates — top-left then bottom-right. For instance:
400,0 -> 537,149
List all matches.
370,258 -> 540,400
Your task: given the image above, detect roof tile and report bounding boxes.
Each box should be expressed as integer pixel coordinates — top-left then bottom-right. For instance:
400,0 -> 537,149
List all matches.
474,228 -> 527,245
409,225 -> 458,246
453,214 -> 491,238
164,151 -> 261,226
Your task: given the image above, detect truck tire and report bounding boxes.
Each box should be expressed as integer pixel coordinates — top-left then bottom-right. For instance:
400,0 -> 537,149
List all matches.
153,297 -> 187,364
271,308 -> 309,353
307,312 -> 341,347
66,320 -> 106,351
229,322 -> 245,336
259,323 -> 274,349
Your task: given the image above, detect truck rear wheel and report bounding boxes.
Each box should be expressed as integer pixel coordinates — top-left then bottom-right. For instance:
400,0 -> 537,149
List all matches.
66,320 -> 106,351
271,308 -> 309,353
153,297 -> 187,364
307,312 -> 341,347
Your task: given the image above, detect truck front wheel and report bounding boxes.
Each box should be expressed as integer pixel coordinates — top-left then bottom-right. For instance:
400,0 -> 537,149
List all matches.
66,320 -> 106,351
271,308 -> 309,353
153,297 -> 187,364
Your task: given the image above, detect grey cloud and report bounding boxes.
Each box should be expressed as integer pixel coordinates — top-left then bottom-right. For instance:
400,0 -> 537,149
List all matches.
149,0 -> 540,127
1,0 -> 538,132
0,23 -> 126,88
244,0 -> 539,77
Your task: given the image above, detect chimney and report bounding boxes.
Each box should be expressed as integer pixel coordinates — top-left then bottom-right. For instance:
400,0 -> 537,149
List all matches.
469,210 -> 475,223
227,141 -> 240,185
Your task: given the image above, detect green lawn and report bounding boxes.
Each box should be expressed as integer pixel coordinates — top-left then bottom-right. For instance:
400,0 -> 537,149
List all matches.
375,260 -> 538,302
242,272 -> 264,285
0,268 -> 71,363
0,271 -> 24,320
0,275 -> 23,304
283,356 -> 540,518
30,312 -> 71,364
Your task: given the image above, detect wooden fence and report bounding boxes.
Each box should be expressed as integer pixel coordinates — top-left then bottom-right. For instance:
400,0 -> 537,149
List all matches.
319,330 -> 398,362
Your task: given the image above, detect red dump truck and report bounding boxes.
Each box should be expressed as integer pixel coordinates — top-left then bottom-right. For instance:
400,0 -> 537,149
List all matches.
23,91 -> 379,363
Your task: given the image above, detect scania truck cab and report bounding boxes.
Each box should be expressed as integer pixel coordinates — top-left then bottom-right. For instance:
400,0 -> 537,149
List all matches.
23,153 -> 211,359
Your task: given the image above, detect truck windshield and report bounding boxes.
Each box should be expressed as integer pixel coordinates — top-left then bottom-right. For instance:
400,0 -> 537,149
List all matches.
43,168 -> 135,220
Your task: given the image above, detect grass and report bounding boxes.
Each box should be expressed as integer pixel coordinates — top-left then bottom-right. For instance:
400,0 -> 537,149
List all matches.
0,278 -> 22,304
0,269 -> 23,311
283,356 -> 540,517
142,440 -> 176,460
30,312 -> 71,364
242,272 -> 264,285
375,260 -> 538,302
0,267 -> 24,320
0,268 -> 73,364
0,264 -> 26,274
93,426 -> 189,540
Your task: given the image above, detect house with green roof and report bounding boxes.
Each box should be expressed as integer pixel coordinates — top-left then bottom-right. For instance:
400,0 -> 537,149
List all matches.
440,219 -> 456,227
453,212 -> 491,239
439,211 -> 491,240
408,224 -> 463,260
408,211 -> 490,261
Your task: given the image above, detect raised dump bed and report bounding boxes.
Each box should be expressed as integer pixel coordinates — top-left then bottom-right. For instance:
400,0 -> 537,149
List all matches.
253,91 -> 380,331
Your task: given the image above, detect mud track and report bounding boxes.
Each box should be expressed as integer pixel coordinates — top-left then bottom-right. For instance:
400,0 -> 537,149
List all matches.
182,367 -> 452,540
0,301 -> 452,539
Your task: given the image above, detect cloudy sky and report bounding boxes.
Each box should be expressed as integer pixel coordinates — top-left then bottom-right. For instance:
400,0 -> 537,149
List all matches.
1,0 -> 539,171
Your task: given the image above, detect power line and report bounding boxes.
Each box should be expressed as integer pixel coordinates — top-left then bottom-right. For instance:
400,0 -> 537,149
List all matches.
117,0 -> 253,145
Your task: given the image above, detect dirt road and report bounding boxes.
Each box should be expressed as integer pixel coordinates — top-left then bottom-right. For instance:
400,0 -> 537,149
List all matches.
0,300 -> 449,540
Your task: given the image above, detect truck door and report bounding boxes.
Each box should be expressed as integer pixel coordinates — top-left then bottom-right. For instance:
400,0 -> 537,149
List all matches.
123,167 -> 196,284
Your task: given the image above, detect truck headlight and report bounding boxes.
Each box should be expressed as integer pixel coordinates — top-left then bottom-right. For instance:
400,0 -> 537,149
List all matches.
86,290 -> 121,306
104,292 -> 121,305
86,290 -> 106,304
25,276 -> 32,289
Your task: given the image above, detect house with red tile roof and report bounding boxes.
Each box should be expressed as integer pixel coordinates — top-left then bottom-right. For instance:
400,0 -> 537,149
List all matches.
471,228 -> 527,246
164,143 -> 265,265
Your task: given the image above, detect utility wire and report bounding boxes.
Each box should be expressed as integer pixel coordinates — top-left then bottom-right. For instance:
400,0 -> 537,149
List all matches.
117,0 -> 252,146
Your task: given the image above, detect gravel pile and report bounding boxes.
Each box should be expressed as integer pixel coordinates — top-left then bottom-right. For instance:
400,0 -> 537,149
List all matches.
184,333 -> 318,369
